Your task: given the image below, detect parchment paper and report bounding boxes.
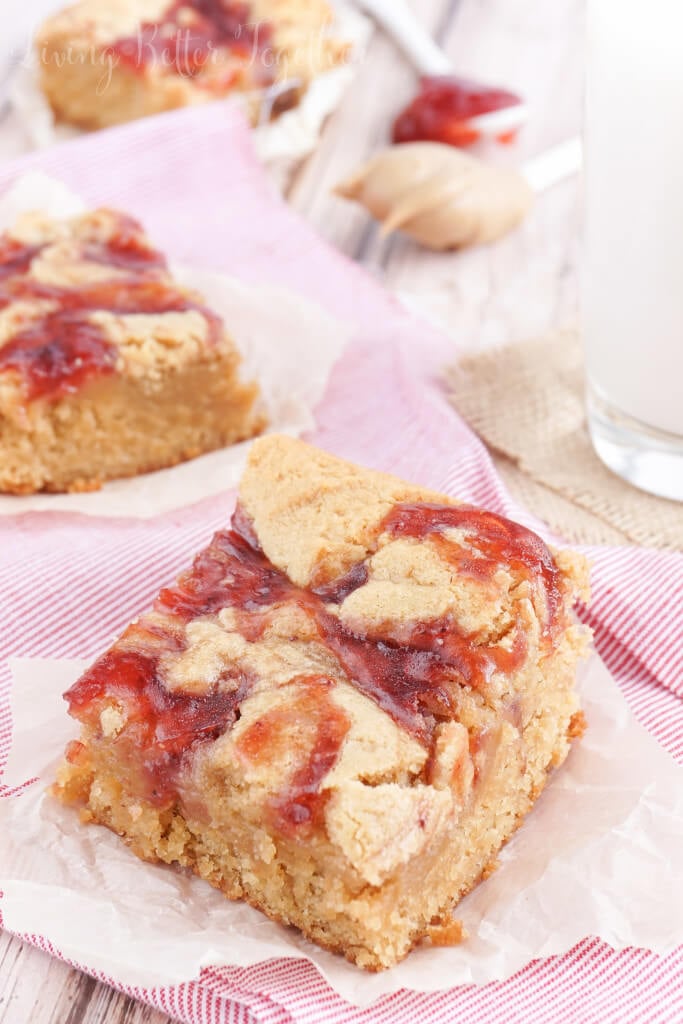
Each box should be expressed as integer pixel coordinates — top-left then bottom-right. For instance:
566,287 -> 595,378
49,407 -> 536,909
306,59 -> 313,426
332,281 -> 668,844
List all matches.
0,173 -> 351,518
1,653 -> 681,1006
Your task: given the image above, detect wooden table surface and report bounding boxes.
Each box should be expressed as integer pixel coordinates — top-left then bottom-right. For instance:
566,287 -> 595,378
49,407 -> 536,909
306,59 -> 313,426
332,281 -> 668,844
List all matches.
0,1 -> 583,1021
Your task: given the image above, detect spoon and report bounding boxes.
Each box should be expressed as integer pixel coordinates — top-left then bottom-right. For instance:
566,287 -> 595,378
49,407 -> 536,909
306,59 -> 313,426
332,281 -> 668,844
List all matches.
335,138 -> 583,251
353,0 -> 529,141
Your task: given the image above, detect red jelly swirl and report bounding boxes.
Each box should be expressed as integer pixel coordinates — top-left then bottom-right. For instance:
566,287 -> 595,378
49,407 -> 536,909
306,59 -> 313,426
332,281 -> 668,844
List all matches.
80,213 -> 168,273
381,502 -> 563,639
0,213 -> 222,401
393,75 -> 523,148
156,528 -> 294,620
0,313 -> 118,401
236,675 -> 350,837
67,649 -> 252,805
0,239 -> 43,281
65,500 -> 563,811
108,0 -> 273,82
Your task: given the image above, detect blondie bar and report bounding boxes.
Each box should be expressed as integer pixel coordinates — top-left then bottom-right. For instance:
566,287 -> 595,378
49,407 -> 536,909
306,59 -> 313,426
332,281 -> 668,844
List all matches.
37,0 -> 350,131
0,208 -> 263,493
55,436 -> 590,968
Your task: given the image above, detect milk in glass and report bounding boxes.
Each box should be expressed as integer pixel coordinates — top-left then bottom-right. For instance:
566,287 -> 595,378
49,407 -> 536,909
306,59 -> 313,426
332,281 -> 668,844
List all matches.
583,0 -> 683,498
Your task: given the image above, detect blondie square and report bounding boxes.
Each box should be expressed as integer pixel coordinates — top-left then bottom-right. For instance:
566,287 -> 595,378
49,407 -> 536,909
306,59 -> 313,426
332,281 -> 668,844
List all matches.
37,0 -> 350,131
0,208 -> 263,493
54,435 -> 590,969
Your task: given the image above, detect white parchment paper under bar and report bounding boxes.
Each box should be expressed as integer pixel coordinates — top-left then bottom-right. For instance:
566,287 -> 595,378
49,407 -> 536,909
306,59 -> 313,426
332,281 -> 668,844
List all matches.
1,654 -> 681,1006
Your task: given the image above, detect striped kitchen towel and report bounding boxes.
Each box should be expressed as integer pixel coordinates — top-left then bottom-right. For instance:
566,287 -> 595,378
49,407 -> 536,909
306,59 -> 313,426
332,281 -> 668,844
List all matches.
0,104 -> 681,1023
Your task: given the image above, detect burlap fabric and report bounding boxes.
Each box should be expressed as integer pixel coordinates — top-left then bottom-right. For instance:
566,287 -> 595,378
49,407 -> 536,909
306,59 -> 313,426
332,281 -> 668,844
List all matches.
446,329 -> 682,550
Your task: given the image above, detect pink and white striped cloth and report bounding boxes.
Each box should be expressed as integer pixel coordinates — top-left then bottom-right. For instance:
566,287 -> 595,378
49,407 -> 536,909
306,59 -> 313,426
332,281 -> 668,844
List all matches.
0,105 -> 681,1024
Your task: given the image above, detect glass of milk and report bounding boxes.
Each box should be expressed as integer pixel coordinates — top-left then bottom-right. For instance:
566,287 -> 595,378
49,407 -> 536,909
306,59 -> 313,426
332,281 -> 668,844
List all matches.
583,0 -> 683,501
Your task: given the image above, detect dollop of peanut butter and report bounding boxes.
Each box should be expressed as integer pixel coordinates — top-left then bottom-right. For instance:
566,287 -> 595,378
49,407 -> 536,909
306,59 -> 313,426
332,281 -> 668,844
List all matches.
335,142 -> 533,251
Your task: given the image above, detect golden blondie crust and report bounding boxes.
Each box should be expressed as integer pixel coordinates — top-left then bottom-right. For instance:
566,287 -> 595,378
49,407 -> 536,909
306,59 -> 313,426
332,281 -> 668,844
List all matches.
54,436 -> 591,969
0,208 -> 263,493
36,0 -> 350,131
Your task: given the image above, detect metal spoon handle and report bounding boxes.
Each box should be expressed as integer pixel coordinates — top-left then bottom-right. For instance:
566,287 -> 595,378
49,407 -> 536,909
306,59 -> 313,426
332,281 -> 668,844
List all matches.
353,0 -> 453,76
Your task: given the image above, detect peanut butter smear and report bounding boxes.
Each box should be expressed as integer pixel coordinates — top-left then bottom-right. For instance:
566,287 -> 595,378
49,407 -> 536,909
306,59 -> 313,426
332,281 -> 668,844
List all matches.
335,142 -> 533,251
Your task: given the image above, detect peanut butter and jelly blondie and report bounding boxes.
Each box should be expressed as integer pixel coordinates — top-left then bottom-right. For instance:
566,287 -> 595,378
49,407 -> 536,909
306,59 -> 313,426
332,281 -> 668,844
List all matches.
54,436 -> 590,968
37,0 -> 350,131
0,208 -> 263,493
